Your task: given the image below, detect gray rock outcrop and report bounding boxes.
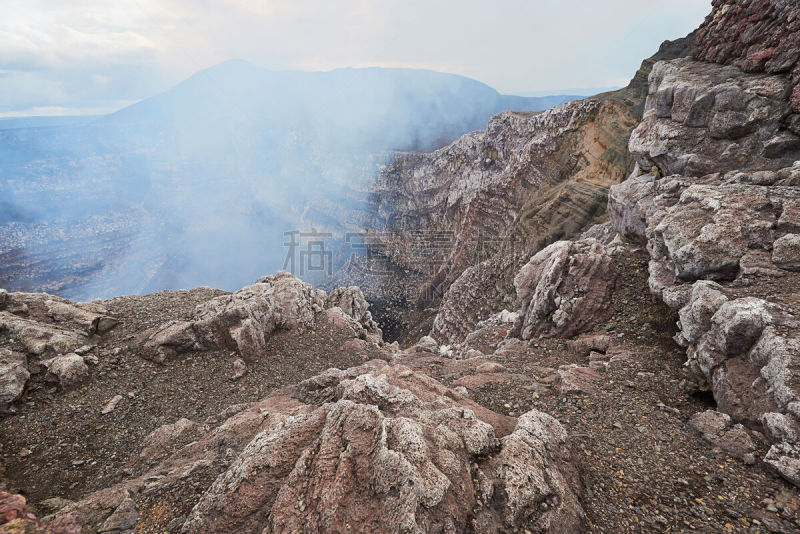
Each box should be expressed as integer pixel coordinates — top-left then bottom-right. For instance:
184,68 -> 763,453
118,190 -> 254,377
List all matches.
142,273 -> 381,363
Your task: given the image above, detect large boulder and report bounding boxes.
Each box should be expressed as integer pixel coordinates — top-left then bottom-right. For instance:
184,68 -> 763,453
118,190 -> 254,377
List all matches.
432,254 -> 519,345
772,233 -> 800,271
671,279 -> 800,485
324,286 -> 382,341
513,239 -> 618,340
43,354 -> 90,391
142,273 -> 379,363
679,284 -> 800,423
51,361 -> 584,533
0,348 -> 28,408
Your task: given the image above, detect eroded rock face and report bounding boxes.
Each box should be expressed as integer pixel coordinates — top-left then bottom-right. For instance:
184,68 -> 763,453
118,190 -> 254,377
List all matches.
51,361 -> 583,533
142,273 -> 381,363
355,88 -> 650,345
335,37 -> 693,345
513,239 -> 618,340
609,165 -> 800,254
693,0 -> 800,115
649,184 -> 800,293
432,255 -> 519,345
629,57 -> 800,177
608,37 -> 800,486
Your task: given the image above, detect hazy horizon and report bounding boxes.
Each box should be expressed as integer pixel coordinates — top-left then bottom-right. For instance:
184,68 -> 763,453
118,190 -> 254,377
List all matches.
0,62 -> 594,119
2,0 -> 710,117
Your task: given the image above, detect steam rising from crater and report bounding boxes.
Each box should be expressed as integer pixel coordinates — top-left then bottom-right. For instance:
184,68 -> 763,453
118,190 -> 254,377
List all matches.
0,61 -> 575,299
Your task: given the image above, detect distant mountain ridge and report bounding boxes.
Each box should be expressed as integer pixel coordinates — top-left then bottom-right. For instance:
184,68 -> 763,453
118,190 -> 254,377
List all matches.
104,60 -> 578,151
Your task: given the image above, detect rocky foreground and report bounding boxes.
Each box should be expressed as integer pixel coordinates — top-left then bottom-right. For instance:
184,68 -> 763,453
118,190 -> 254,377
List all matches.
3,0 -> 800,532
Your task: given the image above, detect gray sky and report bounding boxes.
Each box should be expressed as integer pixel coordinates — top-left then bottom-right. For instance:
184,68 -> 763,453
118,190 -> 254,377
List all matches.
0,0 -> 710,117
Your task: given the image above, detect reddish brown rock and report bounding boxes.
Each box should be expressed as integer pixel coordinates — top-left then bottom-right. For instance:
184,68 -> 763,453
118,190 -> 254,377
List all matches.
694,0 -> 800,113
566,333 -> 613,357
513,239 -> 618,340
51,361 -> 584,533
0,491 -> 80,534
555,365 -> 601,396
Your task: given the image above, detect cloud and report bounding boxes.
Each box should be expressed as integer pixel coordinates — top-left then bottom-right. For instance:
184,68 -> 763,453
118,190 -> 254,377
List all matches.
0,0 -> 712,114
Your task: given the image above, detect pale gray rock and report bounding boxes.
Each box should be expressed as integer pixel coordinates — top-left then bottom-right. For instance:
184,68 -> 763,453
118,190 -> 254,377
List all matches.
677,281 -> 727,343
566,333 -> 613,357
649,185 -> 800,290
608,172 -> 659,245
147,272 -> 325,361
0,348 -> 29,407
43,354 -> 89,390
415,335 -> 439,353
513,239 -> 617,339
760,412 -> 799,443
772,233 -> 800,271
325,286 -> 380,336
142,273 -> 380,363
231,358 -> 247,380
430,254 -> 519,345
101,395 -> 123,414
0,291 -> 118,335
0,312 -> 83,356
578,221 -> 618,245
764,442 -> 800,487
630,58 -> 800,176
99,494 -> 138,533
675,282 -> 800,452
0,291 -> 119,360
689,410 -> 756,462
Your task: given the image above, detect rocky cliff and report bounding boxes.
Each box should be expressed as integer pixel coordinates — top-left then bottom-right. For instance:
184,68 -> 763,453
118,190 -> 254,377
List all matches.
350,35 -> 694,346
604,0 -> 800,490
693,0 -> 800,115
